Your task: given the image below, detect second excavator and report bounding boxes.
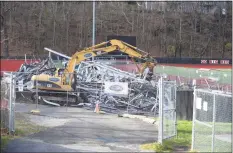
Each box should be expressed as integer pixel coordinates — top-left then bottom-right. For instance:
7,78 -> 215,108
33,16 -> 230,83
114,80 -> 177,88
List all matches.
29,39 -> 156,106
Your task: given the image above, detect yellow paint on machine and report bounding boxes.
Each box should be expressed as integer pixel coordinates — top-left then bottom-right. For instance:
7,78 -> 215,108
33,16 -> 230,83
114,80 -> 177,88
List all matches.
31,74 -> 72,91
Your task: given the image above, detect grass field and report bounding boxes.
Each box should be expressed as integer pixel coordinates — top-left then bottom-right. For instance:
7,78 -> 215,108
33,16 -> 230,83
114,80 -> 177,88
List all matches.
155,65 -> 232,84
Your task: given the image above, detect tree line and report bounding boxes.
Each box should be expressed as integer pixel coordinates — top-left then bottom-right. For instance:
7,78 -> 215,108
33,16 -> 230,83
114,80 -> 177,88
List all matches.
1,2 -> 232,58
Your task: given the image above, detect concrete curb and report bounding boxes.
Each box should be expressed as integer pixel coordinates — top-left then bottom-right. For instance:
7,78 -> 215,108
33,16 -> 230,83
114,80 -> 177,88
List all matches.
118,114 -> 158,125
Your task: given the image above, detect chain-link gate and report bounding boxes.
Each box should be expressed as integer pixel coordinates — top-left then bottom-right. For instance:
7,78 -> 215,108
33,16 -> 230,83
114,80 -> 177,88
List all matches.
192,88 -> 232,152
158,77 -> 177,144
1,72 -> 16,134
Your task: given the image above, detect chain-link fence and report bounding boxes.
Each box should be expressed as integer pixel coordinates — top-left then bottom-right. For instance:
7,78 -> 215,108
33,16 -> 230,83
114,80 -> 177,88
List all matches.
192,88 -> 232,152
1,72 -> 15,134
158,77 -> 177,144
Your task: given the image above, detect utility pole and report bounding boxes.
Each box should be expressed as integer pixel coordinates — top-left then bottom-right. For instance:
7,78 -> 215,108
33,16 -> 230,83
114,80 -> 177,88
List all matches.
92,0 -> 96,61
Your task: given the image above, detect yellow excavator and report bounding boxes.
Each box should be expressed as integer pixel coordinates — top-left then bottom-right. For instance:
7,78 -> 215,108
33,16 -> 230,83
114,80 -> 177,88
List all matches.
30,39 -> 156,106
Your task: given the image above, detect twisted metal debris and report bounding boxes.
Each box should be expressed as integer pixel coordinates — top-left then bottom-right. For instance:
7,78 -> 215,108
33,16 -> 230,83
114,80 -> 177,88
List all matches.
2,59 -> 159,115
15,58 -> 56,83
76,61 -> 159,114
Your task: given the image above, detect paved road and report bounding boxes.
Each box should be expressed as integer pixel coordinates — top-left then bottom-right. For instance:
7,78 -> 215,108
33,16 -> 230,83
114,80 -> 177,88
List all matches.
4,103 -> 158,152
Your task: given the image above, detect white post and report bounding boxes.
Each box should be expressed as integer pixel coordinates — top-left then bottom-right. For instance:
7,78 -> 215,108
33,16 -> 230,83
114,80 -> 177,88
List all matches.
11,72 -> 15,133
158,76 -> 164,144
211,93 -> 216,152
191,84 -> 197,151
174,80 -> 177,138
177,71 -> 181,86
25,54 -> 27,64
36,73 -> 39,109
9,72 -> 12,133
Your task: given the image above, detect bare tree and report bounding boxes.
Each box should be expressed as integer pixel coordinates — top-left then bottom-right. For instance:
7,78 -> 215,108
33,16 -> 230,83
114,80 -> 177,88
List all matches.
1,2 -> 10,57
0,1 -> 231,58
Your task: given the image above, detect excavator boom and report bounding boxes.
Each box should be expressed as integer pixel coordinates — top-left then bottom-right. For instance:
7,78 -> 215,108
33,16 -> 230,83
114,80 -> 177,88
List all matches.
65,39 -> 150,74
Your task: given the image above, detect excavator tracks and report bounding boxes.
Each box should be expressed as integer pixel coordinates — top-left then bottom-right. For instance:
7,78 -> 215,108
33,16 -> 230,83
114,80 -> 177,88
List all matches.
30,91 -> 86,107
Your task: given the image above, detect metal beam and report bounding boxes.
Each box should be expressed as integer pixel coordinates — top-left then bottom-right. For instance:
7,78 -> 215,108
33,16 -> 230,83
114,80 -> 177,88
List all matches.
44,47 -> 71,59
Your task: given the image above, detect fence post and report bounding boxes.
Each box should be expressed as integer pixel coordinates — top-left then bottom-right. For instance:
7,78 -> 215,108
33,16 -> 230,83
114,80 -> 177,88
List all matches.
211,93 -> 216,152
11,72 -> 15,133
158,76 -> 163,144
174,80 -> 177,138
36,73 -> 39,109
191,85 -> 197,151
8,72 -> 13,134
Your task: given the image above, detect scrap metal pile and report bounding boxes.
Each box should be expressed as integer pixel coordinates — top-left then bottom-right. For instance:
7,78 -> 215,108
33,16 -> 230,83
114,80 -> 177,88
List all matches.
13,58 -> 56,85
2,58 -> 159,115
76,61 -> 159,114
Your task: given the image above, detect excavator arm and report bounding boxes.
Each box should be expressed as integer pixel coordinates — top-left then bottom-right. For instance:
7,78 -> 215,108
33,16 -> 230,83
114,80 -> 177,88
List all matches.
65,39 -> 155,75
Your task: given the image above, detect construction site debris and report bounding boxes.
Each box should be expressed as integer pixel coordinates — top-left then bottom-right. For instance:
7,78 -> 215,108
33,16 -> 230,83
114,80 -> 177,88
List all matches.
2,56 -> 159,115
76,61 -> 159,115
12,57 -> 57,86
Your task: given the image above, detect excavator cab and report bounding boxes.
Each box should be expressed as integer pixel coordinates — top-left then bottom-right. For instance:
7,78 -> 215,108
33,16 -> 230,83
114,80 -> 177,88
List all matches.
58,69 -> 64,77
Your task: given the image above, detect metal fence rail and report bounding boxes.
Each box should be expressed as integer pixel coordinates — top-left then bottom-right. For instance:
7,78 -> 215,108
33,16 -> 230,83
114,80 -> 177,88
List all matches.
192,88 -> 232,152
1,72 -> 15,134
